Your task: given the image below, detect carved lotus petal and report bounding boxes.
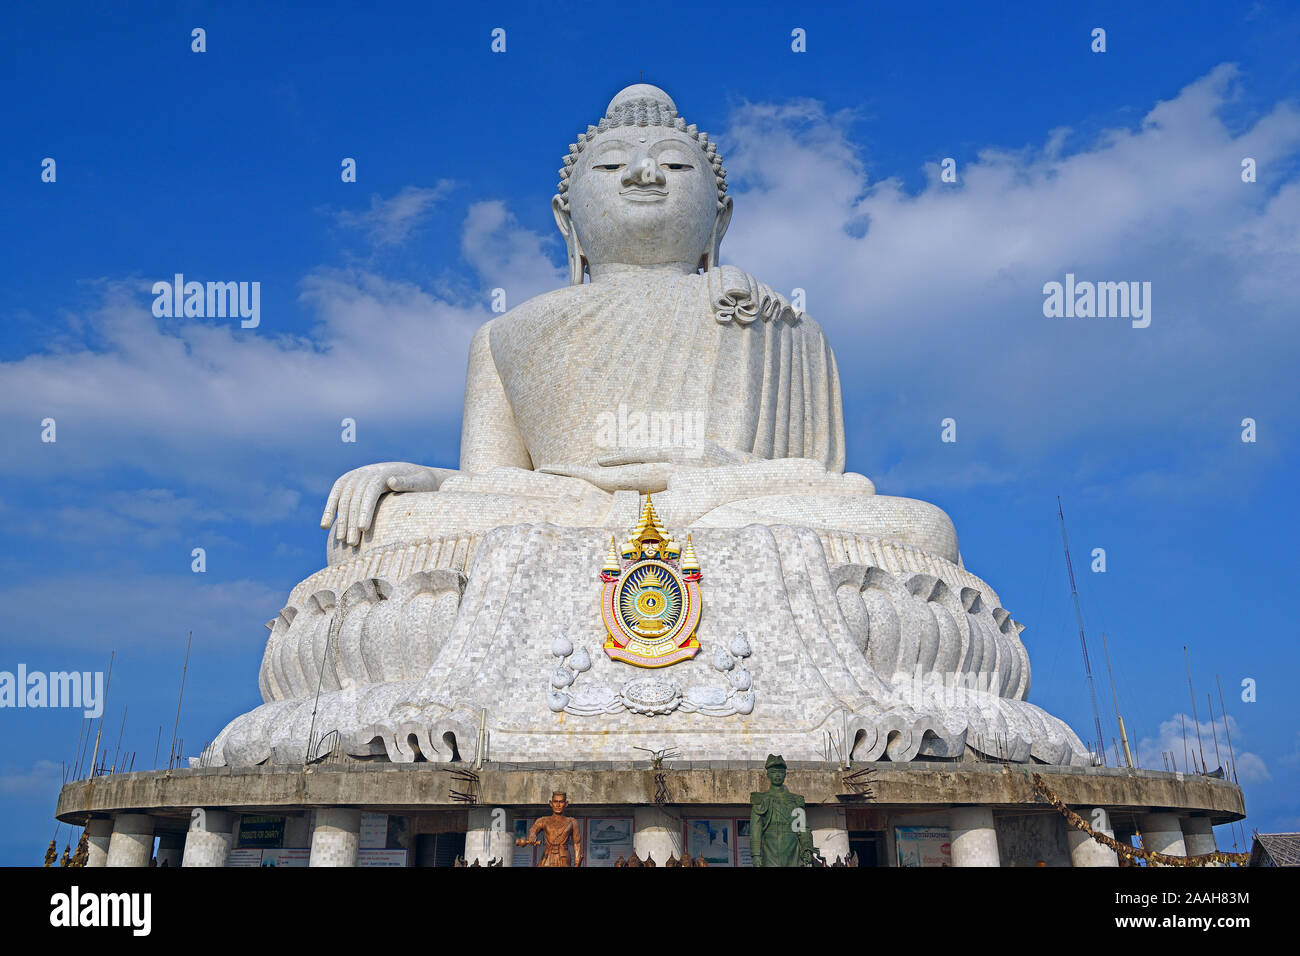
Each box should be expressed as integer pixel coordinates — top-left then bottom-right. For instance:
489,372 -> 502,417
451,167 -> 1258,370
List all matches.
551,666 -> 576,689
570,682 -> 614,709
712,647 -> 735,671
686,684 -> 728,707
729,668 -> 751,691
552,636 -> 573,658
729,633 -> 751,658
734,691 -> 755,714
570,647 -> 592,672
547,691 -> 570,712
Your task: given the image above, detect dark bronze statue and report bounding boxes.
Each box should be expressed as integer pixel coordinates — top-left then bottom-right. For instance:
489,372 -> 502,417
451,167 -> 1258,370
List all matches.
749,754 -> 813,867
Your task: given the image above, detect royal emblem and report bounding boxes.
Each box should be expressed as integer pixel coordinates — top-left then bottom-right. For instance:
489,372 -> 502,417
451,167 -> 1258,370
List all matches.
600,496 -> 702,668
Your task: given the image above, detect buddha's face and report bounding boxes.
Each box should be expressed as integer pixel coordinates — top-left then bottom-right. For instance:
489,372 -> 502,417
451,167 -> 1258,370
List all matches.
566,129 -> 722,270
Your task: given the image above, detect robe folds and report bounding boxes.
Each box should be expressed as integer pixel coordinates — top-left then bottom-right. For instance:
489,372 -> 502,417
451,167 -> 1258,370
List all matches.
486,265 -> 846,475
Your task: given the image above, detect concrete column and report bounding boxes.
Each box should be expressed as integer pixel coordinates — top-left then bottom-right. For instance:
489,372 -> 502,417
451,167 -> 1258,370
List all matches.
1068,808 -> 1118,867
106,813 -> 154,868
283,813 -> 311,849
809,806 -> 851,865
1181,816 -> 1219,863
309,808 -> 361,867
182,809 -> 234,867
1139,813 -> 1187,857
155,832 -> 184,867
633,806 -> 682,866
463,808 -> 511,866
84,818 -> 113,868
949,806 -> 1000,867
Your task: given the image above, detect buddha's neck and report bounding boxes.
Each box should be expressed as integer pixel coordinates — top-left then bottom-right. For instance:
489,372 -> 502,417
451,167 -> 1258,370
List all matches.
588,261 -> 700,282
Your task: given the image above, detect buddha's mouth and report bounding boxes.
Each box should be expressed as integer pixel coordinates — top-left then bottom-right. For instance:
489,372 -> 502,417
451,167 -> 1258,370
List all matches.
620,187 -> 667,202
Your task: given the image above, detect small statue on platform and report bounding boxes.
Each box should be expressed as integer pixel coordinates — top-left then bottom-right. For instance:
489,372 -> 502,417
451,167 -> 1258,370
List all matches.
516,791 -> 583,867
43,840 -> 56,867
749,754 -> 813,867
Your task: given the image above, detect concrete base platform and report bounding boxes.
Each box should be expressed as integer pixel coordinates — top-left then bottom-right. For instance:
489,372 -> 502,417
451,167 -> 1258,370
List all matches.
58,760 -> 1244,828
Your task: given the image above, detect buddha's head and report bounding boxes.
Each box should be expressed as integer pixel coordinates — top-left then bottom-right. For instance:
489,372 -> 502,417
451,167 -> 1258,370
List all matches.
554,84 -> 732,283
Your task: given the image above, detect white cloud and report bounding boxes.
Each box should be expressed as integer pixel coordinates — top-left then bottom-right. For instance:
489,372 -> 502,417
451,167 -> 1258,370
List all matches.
1135,711 -> 1269,782
460,200 -> 566,305
334,182 -> 453,245
3,64 -> 1297,519
0,268 -> 486,493
719,64 -> 1300,493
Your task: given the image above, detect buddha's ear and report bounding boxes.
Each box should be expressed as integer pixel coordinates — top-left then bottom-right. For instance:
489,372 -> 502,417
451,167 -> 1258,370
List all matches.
552,195 -> 587,285
701,195 -> 734,273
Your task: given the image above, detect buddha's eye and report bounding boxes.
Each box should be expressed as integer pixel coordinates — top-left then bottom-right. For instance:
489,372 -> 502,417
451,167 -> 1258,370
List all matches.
595,163 -> 625,171
661,162 -> 692,171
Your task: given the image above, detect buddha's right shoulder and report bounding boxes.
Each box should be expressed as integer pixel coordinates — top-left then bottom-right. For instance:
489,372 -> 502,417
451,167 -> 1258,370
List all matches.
483,284 -> 597,343
496,284 -> 592,323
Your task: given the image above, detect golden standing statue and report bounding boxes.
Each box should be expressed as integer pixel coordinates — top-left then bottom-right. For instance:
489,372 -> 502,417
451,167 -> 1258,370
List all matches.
516,791 -> 583,867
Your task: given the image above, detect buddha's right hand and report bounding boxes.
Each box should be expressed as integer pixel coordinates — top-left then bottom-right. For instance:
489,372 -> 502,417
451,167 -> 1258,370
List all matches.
321,462 -> 454,546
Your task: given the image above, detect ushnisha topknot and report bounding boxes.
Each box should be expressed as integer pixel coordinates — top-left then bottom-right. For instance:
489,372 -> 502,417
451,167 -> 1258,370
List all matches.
556,83 -> 728,212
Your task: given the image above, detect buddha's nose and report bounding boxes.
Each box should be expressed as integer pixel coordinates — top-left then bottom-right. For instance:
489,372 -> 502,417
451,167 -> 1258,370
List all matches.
622,156 -> 665,187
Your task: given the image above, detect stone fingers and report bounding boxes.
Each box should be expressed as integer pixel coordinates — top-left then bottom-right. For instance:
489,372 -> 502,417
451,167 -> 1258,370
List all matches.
347,475 -> 377,546
321,475 -> 345,530
335,477 -> 357,544
356,475 -> 391,535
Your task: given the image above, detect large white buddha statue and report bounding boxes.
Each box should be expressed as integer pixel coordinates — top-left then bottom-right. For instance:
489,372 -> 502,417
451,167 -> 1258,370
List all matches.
317,83 -> 956,566
207,85 -> 1091,770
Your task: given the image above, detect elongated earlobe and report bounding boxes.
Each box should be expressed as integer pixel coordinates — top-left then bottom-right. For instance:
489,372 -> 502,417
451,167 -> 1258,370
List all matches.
700,195 -> 733,272
552,194 -> 587,285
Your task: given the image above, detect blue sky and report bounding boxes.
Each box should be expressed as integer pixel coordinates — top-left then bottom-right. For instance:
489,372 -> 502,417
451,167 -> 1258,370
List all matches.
2,1 -> 1298,864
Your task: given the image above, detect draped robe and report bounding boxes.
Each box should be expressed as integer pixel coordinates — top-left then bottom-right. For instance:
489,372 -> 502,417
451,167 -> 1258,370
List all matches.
479,266 -> 846,480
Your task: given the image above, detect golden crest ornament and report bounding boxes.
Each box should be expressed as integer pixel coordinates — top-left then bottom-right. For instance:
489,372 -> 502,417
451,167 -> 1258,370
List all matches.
600,496 -> 702,668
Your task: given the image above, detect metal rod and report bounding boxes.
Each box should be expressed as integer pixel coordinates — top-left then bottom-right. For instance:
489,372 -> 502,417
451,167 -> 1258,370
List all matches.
1207,694 -> 1223,774
1057,498 -> 1107,764
153,725 -> 162,770
88,651 -> 114,781
1181,714 -> 1189,772
1216,674 -> 1239,784
168,631 -> 193,770
71,717 -> 86,784
1101,632 -> 1134,768
307,596 -> 347,764
1184,647 -> 1207,775
111,706 -> 127,774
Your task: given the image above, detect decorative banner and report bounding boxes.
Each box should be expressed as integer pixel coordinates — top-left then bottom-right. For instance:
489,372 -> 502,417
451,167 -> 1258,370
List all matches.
236,814 -> 285,848
601,496 -> 702,668
585,818 -> 634,867
259,848 -> 309,867
895,826 -> 951,867
685,818 -> 734,867
359,812 -> 388,849
736,819 -> 753,867
357,849 -> 408,867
